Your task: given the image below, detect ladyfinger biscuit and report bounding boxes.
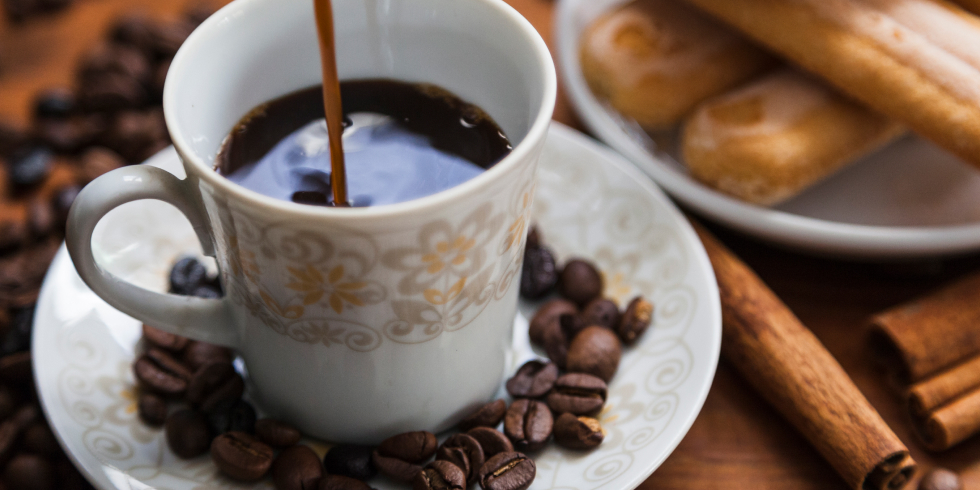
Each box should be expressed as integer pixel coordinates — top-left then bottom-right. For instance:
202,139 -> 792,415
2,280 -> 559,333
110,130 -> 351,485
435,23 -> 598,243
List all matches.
682,69 -> 906,205
681,0 -> 980,168
580,0 -> 775,130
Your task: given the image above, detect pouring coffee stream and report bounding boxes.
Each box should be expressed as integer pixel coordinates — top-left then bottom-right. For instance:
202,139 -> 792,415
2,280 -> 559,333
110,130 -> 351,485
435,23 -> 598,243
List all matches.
313,0 -> 350,207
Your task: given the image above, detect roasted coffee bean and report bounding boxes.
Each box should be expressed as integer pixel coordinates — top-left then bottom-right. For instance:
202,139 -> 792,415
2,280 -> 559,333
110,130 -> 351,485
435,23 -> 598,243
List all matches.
102,110 -> 168,162
503,399 -> 552,452
558,312 -> 585,339
414,460 -> 466,490
8,147 -> 52,191
581,298 -> 620,330
617,296 -> 653,345
478,452 -> 535,490
0,351 -> 32,385
77,72 -> 147,112
33,88 -> 76,119
528,299 -> 577,347
199,371 -> 244,412
323,444 -> 376,480
34,118 -> 90,152
170,257 -> 208,295
558,259 -> 602,306
506,360 -> 558,399
79,44 -> 151,86
319,474 -> 374,490
79,146 -> 124,184
134,348 -> 192,396
3,454 -> 54,490
0,405 -> 38,464
186,361 -> 235,405
192,284 -> 222,299
457,399 -> 506,431
546,373 -> 607,415
541,321 -> 569,369
137,391 -> 167,427
437,433 -> 484,483
919,468 -> 963,490
206,399 -> 256,435
182,340 -> 233,370
378,431 -> 438,464
553,413 -> 604,450
142,324 -> 189,351
566,326 -> 622,382
211,431 -> 274,481
520,245 -> 557,299
272,445 -> 323,490
255,418 -> 302,448
165,408 -> 211,459
466,427 -> 513,459
21,420 -> 60,457
371,449 -> 423,483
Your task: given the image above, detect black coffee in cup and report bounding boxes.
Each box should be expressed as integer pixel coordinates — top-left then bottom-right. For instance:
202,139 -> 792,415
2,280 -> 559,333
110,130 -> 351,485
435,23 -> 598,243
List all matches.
215,80 -> 512,207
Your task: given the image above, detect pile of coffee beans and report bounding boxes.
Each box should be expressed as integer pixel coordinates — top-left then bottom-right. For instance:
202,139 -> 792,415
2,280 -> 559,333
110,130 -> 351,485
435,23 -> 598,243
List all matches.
139,228 -> 654,490
2,0 -> 71,24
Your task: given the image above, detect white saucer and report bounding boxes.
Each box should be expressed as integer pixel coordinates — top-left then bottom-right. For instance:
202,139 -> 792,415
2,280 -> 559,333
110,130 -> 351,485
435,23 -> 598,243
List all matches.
33,123 -> 721,490
556,0 -> 980,259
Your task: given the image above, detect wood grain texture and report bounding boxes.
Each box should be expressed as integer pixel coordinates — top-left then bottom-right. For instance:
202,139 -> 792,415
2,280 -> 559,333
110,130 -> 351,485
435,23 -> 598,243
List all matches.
3,0 -> 980,488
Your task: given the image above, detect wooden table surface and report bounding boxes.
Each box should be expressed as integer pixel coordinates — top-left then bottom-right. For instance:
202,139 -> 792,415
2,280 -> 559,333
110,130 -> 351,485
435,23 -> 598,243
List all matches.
4,0 -> 980,488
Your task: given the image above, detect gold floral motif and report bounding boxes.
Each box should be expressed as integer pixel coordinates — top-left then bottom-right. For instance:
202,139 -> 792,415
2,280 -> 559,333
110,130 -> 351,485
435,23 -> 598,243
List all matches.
423,276 -> 467,305
259,290 -> 304,319
286,264 -> 371,313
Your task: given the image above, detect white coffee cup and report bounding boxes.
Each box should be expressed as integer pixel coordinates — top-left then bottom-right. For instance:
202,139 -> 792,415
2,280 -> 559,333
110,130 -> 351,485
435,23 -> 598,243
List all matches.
66,0 -> 555,443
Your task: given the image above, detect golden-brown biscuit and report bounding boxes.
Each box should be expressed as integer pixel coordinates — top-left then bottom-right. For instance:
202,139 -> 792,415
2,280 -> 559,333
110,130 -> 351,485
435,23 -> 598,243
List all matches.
579,0 -> 775,130
682,69 -> 906,205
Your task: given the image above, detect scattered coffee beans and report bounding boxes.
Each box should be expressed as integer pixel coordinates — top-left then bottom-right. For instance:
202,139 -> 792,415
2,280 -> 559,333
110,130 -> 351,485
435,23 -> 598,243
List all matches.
134,348 -> 191,396
456,399 -> 506,431
414,460 -> 466,490
272,445 -> 323,490
137,391 -> 167,427
617,296 -> 653,345
206,399 -> 257,436
256,418 -> 303,448
553,413 -> 604,450
581,298 -> 620,330
520,245 -> 558,300
566,325 -> 622,382
323,443 -> 376,481
557,259 -> 602,306
436,433 -> 485,483
547,373 -> 607,415
372,431 -> 438,482
528,299 -> 576,346
506,360 -> 558,399
466,427 -> 514,459
142,324 -> 188,351
504,399 -> 553,452
210,431 -> 275,481
918,468 -> 963,490
319,474 -> 374,490
478,452 -> 536,490
165,408 -> 211,459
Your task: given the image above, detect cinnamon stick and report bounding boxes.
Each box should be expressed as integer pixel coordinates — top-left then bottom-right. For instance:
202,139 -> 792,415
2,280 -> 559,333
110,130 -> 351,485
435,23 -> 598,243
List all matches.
907,354 -> 980,417
914,387 -> 980,451
869,271 -> 980,384
695,224 -> 914,490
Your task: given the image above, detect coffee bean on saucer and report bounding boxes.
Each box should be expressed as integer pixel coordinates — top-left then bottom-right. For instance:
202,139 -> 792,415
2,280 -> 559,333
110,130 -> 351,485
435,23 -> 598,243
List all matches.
8,147 -> 52,191
165,408 -> 211,459
504,399 -> 552,452
617,296 -> 653,345
558,259 -> 602,306
206,399 -> 256,435
520,244 -> 557,300
371,450 -> 422,483
186,361 -> 235,405
182,340 -> 233,370
457,399 -> 506,431
169,257 -> 207,295
134,348 -> 192,396
466,427 -> 513,459
378,431 -> 438,464
21,420 -> 60,457
546,373 -> 607,415
506,360 -> 558,399
542,321 -> 569,369
553,413 -> 604,450
558,312 -> 586,339
211,431 -> 274,481
319,474 -> 374,490
581,298 -> 620,330
323,444 -> 376,480
33,88 -> 76,120
478,452 -> 535,490
528,299 -> 576,347
919,468 -> 962,490
272,445 -> 323,490
414,460 -> 466,490
436,433 -> 484,483
255,418 -> 302,448
566,326 -> 622,382
142,324 -> 188,352
3,454 -> 54,490
137,391 -> 167,427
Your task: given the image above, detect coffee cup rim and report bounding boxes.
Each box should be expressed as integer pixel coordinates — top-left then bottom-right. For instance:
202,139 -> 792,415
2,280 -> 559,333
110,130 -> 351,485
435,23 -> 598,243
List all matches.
163,0 -> 556,221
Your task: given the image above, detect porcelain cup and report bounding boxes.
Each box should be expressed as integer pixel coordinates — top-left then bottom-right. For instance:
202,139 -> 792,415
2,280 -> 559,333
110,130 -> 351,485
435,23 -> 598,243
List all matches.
65,0 -> 556,443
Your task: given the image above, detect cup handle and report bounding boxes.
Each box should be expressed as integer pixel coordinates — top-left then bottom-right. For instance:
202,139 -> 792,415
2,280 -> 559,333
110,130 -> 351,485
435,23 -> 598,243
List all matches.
66,165 -> 239,348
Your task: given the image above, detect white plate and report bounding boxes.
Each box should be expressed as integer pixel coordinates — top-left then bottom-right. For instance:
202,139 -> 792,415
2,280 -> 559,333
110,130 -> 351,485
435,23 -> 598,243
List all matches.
556,0 -> 980,259
33,123 -> 721,490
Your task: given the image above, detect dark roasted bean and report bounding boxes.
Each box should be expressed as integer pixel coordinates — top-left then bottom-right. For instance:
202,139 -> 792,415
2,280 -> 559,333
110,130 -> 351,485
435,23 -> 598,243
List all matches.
319,474 -> 374,490
165,408 -> 211,459
206,399 -> 256,435
0,405 -> 38,465
0,306 -> 34,355
505,360 -> 558,399
134,348 -> 192,396
142,324 -> 189,352
558,259 -> 602,306
323,444 -> 376,481
0,120 -> 27,158
33,88 -> 75,119
210,431 -> 274,481
110,15 -> 157,53
3,454 -> 54,490
371,449 -> 422,483
528,299 -> 576,347
542,321 -> 569,369
546,373 -> 607,415
255,418 -> 303,448
192,284 -> 222,299
478,452 -> 535,490
169,257 -> 208,295
186,361 -> 234,406
199,371 -> 244,412
457,399 -> 506,431
21,420 -> 60,457
0,386 -> 16,421
79,44 -> 151,85
437,433 -> 484,483
77,72 -> 147,112
8,147 -> 52,191
919,468 -> 962,490
566,326 -> 622,382
553,413 -> 604,450
0,351 -> 32,385
581,298 -> 621,330
466,427 -> 513,459
34,119 -> 89,152
503,399 -> 552,452
520,245 -> 557,299
137,391 -> 167,427
617,296 -> 653,345
414,460 -> 466,490
182,340 -> 233,370
102,110 -> 168,162
377,431 -> 438,464
558,312 -> 586,339
272,445 -> 323,490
